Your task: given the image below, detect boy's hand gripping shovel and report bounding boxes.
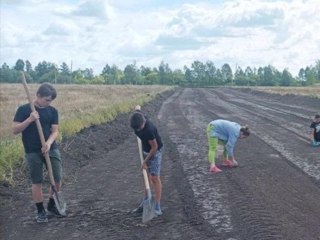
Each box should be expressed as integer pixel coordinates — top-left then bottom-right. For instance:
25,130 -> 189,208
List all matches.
20,71 -> 67,216
137,137 -> 156,223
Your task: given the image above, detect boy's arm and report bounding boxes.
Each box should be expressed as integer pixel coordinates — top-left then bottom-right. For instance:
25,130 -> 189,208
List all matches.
141,139 -> 158,169
12,111 -> 39,135
42,124 -> 59,154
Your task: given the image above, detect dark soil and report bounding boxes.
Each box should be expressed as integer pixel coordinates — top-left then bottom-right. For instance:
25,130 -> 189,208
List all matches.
1,87 -> 320,240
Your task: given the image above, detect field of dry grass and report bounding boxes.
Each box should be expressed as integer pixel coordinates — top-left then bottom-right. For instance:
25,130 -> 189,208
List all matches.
0,83 -> 172,183
0,84 -> 172,139
251,86 -> 320,98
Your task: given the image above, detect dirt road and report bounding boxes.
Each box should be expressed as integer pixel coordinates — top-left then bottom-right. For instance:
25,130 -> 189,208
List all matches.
1,87 -> 320,240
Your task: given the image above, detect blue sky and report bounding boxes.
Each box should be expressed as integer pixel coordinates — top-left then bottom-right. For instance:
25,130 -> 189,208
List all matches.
1,0 -> 319,76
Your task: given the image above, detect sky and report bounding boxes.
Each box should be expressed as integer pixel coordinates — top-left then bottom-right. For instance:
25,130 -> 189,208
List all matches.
1,0 -> 319,76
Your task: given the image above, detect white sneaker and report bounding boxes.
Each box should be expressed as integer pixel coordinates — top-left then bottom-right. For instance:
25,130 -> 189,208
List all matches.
233,160 -> 238,167
155,208 -> 162,216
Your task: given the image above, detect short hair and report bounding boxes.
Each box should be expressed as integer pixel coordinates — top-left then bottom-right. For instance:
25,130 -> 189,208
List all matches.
37,83 -> 57,100
130,112 -> 145,130
315,114 -> 320,119
240,125 -> 250,137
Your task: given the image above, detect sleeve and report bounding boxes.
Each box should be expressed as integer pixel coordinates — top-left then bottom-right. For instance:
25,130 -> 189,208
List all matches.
13,106 -> 28,122
145,130 -> 156,141
225,133 -> 238,157
52,108 -> 59,125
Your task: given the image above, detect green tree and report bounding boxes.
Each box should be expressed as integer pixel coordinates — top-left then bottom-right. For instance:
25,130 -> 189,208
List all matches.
221,63 -> 233,85
14,59 -> 25,71
205,61 -> 217,86
305,67 -> 317,85
184,66 -> 194,86
101,64 -> 112,84
123,63 -> 140,84
34,61 -> 57,82
170,69 -> 184,85
234,67 -> 248,86
191,60 -> 206,86
110,65 -> 122,84
0,63 -> 16,83
315,60 -> 320,83
260,65 -> 277,86
158,61 -> 172,85
280,69 -> 294,86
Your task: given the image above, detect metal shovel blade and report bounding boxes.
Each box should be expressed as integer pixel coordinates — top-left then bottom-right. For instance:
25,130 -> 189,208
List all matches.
53,191 -> 67,216
142,196 -> 156,223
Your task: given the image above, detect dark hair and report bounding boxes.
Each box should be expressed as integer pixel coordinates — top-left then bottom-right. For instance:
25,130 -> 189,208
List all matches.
315,114 -> 320,119
240,125 -> 250,137
130,112 -> 145,130
37,83 -> 57,100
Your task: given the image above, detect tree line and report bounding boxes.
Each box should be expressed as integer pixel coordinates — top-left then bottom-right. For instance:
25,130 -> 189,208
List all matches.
1,59 -> 320,86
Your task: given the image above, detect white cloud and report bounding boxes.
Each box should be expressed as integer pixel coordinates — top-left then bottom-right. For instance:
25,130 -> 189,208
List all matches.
1,0 -> 319,75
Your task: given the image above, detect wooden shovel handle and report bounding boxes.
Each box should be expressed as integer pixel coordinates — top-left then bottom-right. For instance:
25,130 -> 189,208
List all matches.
20,71 -> 56,187
137,137 -> 151,191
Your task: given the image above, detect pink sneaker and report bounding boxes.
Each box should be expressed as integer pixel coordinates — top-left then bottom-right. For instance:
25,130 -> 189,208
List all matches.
210,165 -> 222,173
222,160 -> 235,167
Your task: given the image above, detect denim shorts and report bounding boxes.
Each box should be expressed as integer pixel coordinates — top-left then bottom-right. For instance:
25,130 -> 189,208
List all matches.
26,149 -> 62,184
144,148 -> 163,176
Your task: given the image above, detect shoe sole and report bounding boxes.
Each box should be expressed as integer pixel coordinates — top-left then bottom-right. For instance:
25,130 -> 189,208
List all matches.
36,219 -> 48,223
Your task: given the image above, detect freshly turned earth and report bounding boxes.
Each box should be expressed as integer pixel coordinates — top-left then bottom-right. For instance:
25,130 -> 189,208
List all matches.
1,87 -> 320,240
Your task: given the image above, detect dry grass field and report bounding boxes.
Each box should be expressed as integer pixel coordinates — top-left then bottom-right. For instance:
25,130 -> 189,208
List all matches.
251,86 -> 320,98
0,84 -> 172,139
0,83 -> 172,182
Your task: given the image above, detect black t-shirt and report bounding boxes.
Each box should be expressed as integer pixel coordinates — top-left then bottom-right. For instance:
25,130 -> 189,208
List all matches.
310,121 -> 320,141
134,120 -> 163,153
13,104 -> 59,153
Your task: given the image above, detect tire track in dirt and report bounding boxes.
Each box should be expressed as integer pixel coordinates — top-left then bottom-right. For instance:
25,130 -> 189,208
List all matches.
159,89 -> 235,238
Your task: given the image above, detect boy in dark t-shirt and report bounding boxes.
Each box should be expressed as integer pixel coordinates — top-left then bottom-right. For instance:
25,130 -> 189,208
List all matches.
310,114 -> 320,147
13,83 -> 64,223
130,105 -> 163,215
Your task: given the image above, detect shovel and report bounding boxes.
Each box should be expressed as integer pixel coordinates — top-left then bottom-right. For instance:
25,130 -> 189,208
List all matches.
137,137 -> 156,223
20,71 -> 67,216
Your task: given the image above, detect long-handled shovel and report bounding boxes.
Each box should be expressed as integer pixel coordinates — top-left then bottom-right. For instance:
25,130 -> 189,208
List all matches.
137,137 -> 156,223
20,71 -> 67,216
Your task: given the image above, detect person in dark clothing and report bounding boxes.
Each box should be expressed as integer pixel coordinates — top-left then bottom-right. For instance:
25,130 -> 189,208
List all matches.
309,114 -> 320,147
13,83 -> 64,223
130,105 -> 163,215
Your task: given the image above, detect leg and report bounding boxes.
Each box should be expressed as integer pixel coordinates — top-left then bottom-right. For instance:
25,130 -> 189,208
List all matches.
148,149 -> 163,215
26,153 -> 48,223
207,124 -> 221,173
150,175 -> 162,204
32,183 -> 44,202
48,149 -> 63,198
26,153 -> 45,204
47,149 -> 65,216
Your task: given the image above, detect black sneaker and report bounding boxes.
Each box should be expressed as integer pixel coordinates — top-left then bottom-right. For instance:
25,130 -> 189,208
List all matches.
47,202 -> 65,217
36,210 -> 48,223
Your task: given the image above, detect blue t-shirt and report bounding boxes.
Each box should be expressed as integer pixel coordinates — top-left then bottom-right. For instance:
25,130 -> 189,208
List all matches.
13,103 -> 59,153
